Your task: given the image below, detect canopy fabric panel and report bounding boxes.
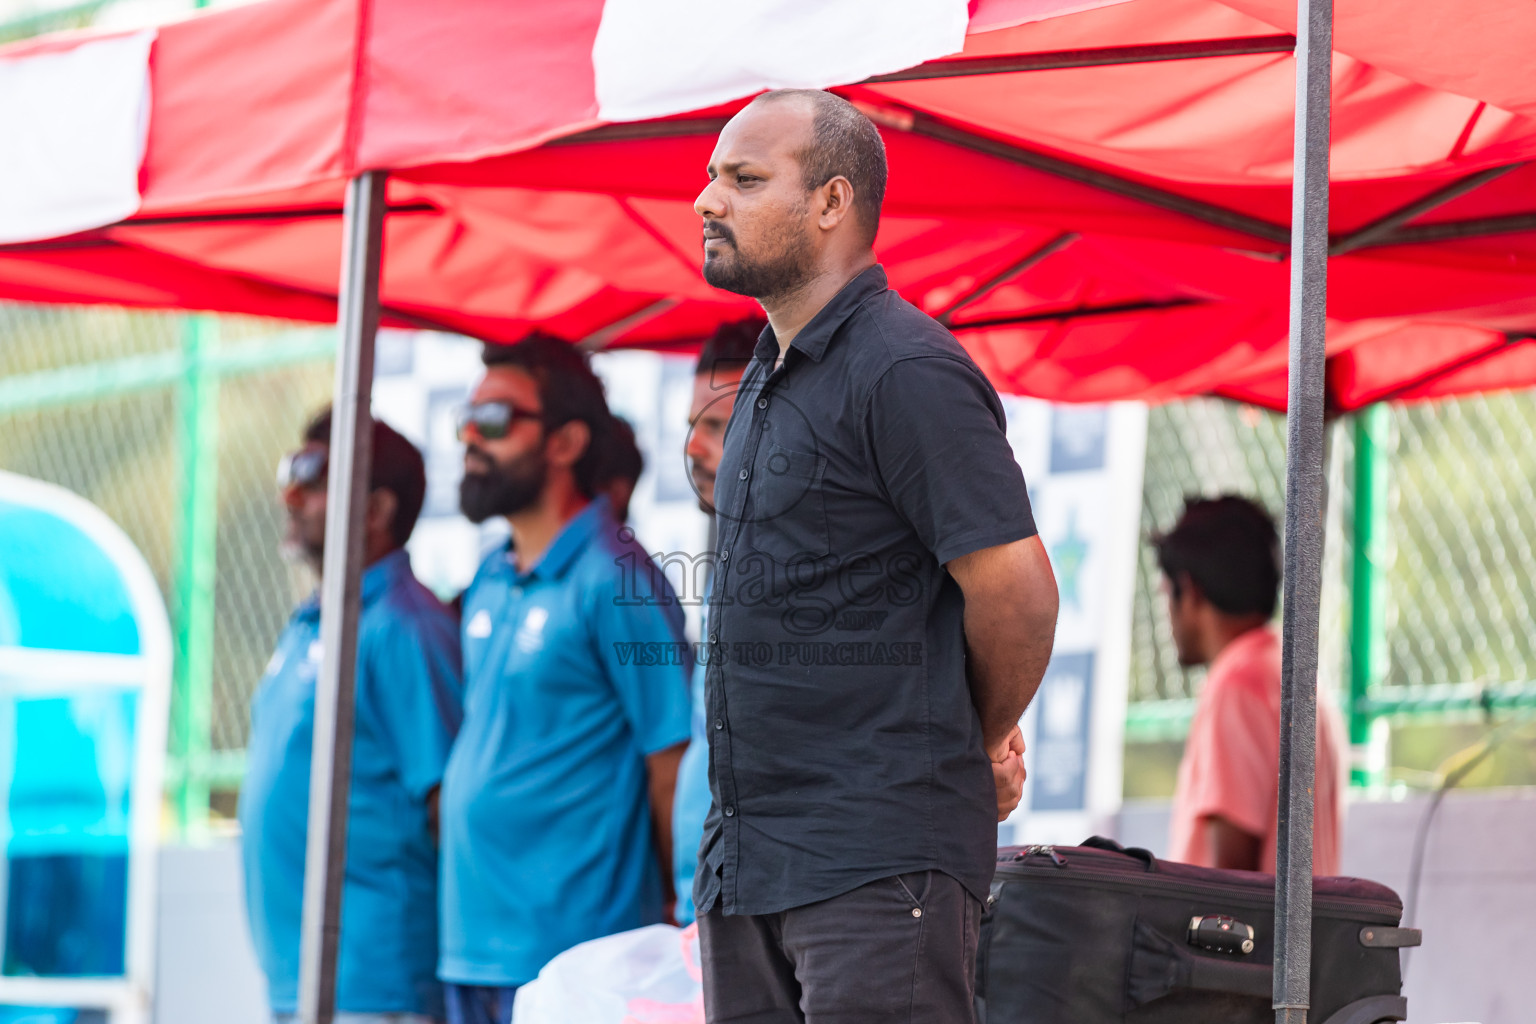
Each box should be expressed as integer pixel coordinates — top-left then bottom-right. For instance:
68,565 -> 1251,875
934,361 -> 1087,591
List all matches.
2,0 -> 1535,410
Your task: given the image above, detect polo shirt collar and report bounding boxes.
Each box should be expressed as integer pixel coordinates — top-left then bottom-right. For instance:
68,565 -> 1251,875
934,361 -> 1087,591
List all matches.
295,547 -> 410,623
506,496 -> 612,583
755,264 -> 888,366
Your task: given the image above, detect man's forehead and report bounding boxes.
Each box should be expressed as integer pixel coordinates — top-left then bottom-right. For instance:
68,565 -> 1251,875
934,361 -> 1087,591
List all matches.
712,98 -> 813,165
474,365 -> 539,400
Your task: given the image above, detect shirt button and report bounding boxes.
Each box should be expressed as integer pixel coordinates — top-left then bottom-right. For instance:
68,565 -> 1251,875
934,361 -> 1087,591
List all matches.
720,550 -> 730,562
757,398 -> 768,410
723,806 -> 735,817
738,469 -> 749,480
912,907 -> 923,919
714,718 -> 724,730
708,633 -> 718,644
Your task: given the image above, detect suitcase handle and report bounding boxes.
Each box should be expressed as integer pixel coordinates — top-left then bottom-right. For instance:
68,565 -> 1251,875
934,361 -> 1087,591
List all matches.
1128,921 -> 1272,1007
1081,835 -> 1157,869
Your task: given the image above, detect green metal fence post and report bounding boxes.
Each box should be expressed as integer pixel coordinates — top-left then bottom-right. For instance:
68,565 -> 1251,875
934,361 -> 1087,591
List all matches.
1348,404 -> 1391,788
171,316 -> 221,837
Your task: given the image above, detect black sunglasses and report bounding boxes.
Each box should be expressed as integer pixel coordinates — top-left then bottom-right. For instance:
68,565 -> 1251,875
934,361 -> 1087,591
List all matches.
276,447 -> 328,491
456,400 -> 543,441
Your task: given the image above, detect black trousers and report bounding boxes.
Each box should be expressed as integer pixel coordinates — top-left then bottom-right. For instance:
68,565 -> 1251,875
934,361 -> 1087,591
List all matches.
698,870 -> 982,1024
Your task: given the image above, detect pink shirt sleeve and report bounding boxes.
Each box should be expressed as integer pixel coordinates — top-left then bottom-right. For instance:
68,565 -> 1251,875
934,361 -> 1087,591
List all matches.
1184,672 -> 1279,840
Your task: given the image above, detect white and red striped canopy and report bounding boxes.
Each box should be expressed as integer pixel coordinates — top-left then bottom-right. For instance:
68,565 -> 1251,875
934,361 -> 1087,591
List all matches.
4,0 -> 1536,409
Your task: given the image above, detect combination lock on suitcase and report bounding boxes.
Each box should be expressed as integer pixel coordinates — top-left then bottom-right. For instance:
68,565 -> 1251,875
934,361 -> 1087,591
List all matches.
976,837 -> 1421,1024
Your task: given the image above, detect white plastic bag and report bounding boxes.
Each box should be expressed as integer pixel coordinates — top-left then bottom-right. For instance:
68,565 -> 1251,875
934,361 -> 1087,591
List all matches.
512,923 -> 704,1024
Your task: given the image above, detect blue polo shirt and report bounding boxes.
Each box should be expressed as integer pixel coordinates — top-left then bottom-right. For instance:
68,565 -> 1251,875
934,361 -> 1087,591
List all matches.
239,549 -> 462,1017
672,598 -> 713,926
439,497 -> 691,987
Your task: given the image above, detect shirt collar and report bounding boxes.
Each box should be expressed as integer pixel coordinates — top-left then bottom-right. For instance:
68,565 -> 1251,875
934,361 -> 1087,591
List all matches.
506,496 -> 612,583
1211,623 -> 1277,669
295,547 -> 410,623
756,264 -> 888,366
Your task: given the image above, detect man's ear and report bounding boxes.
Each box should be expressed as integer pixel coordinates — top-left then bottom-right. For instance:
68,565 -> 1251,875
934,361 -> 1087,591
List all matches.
545,419 -> 592,471
817,175 -> 855,231
1176,572 -> 1207,611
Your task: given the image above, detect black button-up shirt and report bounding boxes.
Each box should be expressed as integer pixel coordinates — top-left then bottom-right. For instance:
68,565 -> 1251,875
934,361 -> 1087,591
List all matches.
695,265 -> 1037,917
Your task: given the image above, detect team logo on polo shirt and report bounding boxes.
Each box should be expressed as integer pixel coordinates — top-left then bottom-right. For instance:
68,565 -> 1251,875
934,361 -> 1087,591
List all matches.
293,639 -> 322,682
466,608 -> 492,639
514,606 -> 549,653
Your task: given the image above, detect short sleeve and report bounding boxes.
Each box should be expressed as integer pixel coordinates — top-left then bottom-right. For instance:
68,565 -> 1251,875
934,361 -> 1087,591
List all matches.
864,356 -> 1036,565
586,558 -> 692,757
363,608 -> 464,800
1182,675 -> 1278,839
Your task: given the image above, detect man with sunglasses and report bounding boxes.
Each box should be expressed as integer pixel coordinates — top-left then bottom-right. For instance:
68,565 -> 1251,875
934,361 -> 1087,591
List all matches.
438,336 -> 691,1024
240,411 -> 463,1024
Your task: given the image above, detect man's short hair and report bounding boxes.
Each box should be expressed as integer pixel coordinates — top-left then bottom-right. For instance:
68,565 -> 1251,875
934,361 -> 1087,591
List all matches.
1152,495 -> 1281,619
592,415 -> 644,493
481,333 -> 611,497
695,318 -> 765,380
303,409 -> 427,548
756,89 -> 887,246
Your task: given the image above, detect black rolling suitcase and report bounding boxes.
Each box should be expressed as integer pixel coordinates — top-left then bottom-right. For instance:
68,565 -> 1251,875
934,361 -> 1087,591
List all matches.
976,837 -> 1420,1024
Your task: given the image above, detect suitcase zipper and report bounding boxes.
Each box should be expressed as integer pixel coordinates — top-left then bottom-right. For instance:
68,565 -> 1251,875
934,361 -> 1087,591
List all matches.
995,850 -> 1399,920
1016,844 -> 1068,868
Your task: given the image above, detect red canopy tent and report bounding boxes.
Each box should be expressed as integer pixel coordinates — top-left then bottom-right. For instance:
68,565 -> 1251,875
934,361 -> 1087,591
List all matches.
5,2 -> 1534,1021
3,0 -> 1536,410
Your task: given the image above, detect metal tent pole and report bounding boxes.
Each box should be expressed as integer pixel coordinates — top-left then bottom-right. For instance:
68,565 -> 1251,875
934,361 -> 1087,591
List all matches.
296,170 -> 388,1024
1275,0 -> 1332,1022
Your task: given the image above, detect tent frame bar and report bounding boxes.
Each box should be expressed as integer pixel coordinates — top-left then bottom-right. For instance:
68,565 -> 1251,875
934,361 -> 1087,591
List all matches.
900,110 -> 1292,243
1356,332 -> 1534,406
948,296 -> 1199,331
862,34 -> 1297,83
1275,0 -> 1332,1019
562,109 -> 1291,244
937,232 -> 1077,325
578,296 -> 680,351
1330,162 -> 1529,254
296,170 -> 387,1024
1361,210 -> 1536,247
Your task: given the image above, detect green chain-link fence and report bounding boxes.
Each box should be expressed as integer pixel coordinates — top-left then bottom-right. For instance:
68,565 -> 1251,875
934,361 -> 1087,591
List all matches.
1128,396 -> 1536,794
6,300 -> 1536,824
0,302 -> 336,833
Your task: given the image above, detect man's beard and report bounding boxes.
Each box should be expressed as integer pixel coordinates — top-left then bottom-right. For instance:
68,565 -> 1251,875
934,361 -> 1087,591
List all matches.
280,514 -> 324,569
459,445 -> 548,524
702,220 -> 815,299
690,460 -> 717,515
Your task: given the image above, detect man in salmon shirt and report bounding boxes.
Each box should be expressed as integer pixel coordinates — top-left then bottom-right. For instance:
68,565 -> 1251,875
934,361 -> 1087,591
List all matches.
1155,496 -> 1346,875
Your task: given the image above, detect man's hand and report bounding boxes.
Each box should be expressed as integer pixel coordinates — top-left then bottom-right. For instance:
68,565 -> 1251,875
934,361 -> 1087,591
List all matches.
991,724 -> 1027,822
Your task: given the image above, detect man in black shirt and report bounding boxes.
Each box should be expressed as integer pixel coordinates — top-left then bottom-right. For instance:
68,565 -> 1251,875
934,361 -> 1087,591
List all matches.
691,89 -> 1060,1023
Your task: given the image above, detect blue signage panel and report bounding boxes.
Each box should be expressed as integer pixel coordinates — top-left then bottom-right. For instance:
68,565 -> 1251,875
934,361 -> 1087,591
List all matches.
0,472 -> 170,1023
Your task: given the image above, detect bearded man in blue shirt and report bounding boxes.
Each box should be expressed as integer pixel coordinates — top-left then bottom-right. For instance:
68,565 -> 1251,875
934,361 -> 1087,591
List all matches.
440,337 -> 692,1024
240,411 -> 464,1024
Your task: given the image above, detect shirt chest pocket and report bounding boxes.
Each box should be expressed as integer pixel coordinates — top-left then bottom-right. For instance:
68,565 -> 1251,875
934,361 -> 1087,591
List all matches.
745,443 -> 830,563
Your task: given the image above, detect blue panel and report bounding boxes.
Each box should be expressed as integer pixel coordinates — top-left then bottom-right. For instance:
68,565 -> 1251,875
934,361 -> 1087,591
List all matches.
0,503 -> 140,655
4,692 -> 137,857
2,691 -> 137,979
1029,651 -> 1095,812
2,855 -> 128,978
1048,406 -> 1109,474
0,1007 -> 109,1024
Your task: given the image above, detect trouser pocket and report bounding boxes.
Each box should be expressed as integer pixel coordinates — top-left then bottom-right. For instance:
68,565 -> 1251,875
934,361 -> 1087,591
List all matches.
893,870 -> 933,914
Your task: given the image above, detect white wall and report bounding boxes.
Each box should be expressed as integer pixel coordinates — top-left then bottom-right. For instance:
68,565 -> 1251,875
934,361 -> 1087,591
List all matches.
154,842 -> 266,1024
